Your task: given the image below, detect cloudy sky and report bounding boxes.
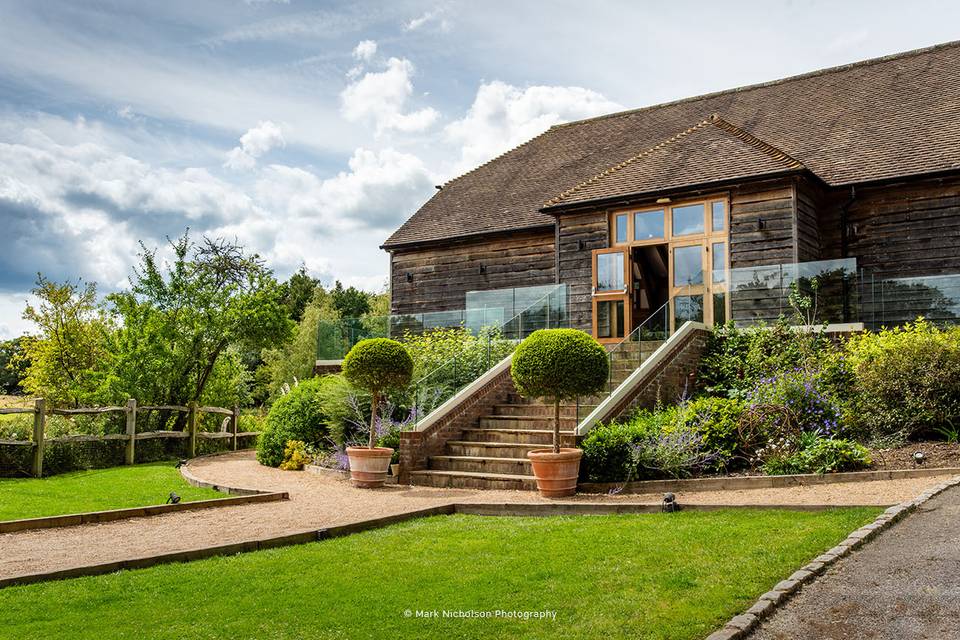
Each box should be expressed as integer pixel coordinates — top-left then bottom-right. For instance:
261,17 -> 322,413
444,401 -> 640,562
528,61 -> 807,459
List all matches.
0,0 -> 957,337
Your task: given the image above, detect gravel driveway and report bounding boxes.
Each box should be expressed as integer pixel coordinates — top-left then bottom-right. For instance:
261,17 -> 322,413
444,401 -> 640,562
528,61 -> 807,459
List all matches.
749,485 -> 960,639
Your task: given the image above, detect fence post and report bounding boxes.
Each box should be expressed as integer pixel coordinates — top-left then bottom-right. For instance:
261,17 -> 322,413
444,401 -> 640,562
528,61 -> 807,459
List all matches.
31,398 -> 45,478
231,406 -> 239,451
125,398 -> 137,465
188,401 -> 198,458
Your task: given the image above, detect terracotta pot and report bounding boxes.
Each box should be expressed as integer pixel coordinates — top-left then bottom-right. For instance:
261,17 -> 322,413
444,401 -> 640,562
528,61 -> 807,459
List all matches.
346,447 -> 394,488
527,448 -> 583,498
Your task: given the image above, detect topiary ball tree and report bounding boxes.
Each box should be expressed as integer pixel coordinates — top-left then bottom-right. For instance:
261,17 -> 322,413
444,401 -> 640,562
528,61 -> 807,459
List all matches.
511,329 -> 609,453
342,338 -> 414,449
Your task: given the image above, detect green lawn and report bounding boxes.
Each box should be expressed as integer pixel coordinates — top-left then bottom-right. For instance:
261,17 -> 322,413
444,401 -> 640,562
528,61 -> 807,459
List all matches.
0,461 -> 224,521
0,509 -> 879,639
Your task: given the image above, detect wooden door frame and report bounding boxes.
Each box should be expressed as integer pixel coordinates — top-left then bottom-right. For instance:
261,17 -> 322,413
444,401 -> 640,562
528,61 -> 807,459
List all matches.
591,247 -> 631,343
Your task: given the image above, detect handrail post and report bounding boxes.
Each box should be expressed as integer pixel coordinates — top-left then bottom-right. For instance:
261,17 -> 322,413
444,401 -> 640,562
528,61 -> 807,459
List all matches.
231,406 -> 240,451
188,401 -> 198,458
31,398 -> 45,478
125,398 -> 137,465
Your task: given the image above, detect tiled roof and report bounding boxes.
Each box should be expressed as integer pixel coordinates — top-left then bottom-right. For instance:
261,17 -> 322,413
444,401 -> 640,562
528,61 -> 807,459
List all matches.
383,41 -> 960,248
546,115 -> 804,206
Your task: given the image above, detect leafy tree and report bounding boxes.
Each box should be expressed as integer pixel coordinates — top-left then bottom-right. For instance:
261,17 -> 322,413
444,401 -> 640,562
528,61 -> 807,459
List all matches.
331,280 -> 370,319
102,233 -> 292,423
280,266 -> 321,322
18,277 -> 111,406
0,337 -> 29,395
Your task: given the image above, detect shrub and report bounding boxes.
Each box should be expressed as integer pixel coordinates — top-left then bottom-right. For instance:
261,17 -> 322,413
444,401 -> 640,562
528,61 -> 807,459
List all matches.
511,329 -> 608,453
342,338 -> 413,449
745,368 -> 841,436
315,373 -> 370,446
580,413 -> 663,482
681,396 -> 746,465
844,319 -> 960,440
256,377 -> 330,467
279,440 -> 311,471
761,436 -> 871,475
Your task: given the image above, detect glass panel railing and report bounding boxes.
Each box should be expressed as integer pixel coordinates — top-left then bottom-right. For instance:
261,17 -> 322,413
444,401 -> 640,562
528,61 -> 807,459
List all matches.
859,272 -> 960,330
576,300 -> 672,424
410,285 -> 569,427
721,258 -> 860,326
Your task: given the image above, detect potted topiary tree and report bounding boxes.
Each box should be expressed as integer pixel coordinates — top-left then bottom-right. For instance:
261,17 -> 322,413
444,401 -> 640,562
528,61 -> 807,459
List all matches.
342,338 -> 414,488
511,329 -> 609,497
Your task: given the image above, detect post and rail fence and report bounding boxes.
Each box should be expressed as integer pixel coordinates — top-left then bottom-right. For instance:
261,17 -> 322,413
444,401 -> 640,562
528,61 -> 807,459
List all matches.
0,399 -> 260,478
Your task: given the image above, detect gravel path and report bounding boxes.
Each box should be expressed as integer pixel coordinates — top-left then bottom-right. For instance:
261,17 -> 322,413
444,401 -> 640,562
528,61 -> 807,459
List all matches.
749,485 -> 960,639
0,451 -> 953,581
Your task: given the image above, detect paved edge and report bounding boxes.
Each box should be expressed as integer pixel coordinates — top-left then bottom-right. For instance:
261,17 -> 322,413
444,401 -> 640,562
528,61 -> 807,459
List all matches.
179,457 -> 283,496
0,491 -> 289,534
704,474 -> 960,640
0,501 -> 902,590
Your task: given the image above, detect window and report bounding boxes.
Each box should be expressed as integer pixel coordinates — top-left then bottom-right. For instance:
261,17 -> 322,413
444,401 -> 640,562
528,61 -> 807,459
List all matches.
596,299 -> 624,339
712,242 -> 726,283
673,245 -> 703,286
672,204 -> 705,236
634,209 -> 664,240
713,292 -> 726,325
674,295 -> 704,325
615,214 -> 628,243
596,252 -> 625,291
711,201 -> 725,232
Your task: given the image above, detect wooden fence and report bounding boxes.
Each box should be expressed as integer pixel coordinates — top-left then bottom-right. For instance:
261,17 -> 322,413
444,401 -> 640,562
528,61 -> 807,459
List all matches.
0,399 -> 259,478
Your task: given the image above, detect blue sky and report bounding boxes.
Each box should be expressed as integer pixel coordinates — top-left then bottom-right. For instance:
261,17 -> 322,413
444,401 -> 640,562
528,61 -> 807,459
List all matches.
1,0 -> 958,337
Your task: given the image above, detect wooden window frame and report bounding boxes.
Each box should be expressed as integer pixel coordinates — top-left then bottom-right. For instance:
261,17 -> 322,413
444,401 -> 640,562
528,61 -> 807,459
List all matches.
604,196 -> 730,330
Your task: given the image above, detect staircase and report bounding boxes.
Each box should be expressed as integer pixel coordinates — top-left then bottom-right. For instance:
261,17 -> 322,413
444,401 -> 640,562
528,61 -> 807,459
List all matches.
408,340 -> 660,490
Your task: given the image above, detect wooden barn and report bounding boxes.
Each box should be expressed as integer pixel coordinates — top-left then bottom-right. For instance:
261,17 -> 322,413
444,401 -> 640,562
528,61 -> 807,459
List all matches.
382,42 -> 960,342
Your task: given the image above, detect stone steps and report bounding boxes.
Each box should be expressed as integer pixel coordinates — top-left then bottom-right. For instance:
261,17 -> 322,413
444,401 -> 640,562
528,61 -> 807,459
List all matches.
409,469 -> 538,491
429,455 -> 532,475
460,428 -> 576,445
445,440 -> 542,458
477,415 -> 577,429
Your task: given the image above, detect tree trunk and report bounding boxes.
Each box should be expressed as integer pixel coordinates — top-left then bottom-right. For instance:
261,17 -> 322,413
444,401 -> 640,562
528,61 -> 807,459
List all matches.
553,397 -> 561,454
368,391 -> 380,449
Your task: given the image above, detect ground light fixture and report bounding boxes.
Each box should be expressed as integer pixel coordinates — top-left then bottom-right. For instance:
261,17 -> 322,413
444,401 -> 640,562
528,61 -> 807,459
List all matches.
166,492 -> 181,504
662,492 -> 680,513
913,451 -> 926,465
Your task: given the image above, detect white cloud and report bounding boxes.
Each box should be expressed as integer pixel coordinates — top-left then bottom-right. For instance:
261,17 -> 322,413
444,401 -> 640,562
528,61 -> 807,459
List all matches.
352,39 -> 377,62
444,81 -> 622,174
340,57 -> 439,135
224,120 -> 285,171
404,7 -> 450,32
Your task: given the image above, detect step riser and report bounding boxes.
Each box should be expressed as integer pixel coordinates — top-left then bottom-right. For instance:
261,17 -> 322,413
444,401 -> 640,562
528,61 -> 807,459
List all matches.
429,458 -> 533,475
492,405 -> 582,418
462,429 -> 554,444
446,443 -> 537,458
410,473 -> 537,491
477,418 -> 577,430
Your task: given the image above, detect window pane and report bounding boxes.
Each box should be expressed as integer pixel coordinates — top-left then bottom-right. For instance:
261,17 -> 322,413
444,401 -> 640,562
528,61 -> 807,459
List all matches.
672,204 -> 705,236
597,253 -> 625,291
634,210 -> 664,240
673,245 -> 703,287
615,214 -> 628,243
712,242 -> 726,283
713,292 -> 727,325
711,202 -> 725,232
673,295 -> 704,325
596,300 -> 625,339
597,301 -> 611,338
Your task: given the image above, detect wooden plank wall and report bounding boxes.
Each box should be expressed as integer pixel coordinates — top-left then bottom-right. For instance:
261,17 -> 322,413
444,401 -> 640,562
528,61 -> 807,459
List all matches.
728,178 -> 796,268
557,210 -> 609,333
794,176 -> 823,263
389,228 -> 556,315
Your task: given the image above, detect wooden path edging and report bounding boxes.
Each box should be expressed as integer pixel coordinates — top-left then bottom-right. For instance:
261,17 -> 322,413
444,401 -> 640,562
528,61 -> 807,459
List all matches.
578,466 -> 960,494
0,500 -> 903,590
0,491 -> 289,534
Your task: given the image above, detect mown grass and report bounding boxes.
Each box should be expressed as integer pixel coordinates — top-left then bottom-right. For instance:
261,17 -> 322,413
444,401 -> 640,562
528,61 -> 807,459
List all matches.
0,508 -> 879,639
0,461 -> 224,521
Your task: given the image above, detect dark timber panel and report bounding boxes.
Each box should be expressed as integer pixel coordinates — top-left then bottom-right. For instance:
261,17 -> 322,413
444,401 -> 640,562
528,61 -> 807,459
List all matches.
557,210 -> 608,333
794,176 -> 823,263
389,228 -> 556,315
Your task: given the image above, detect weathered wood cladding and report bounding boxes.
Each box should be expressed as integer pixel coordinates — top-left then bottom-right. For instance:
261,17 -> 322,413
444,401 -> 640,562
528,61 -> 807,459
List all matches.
728,178 -> 796,269
818,174 -> 960,277
389,228 -> 556,315
557,211 -> 609,333
794,175 -> 824,263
